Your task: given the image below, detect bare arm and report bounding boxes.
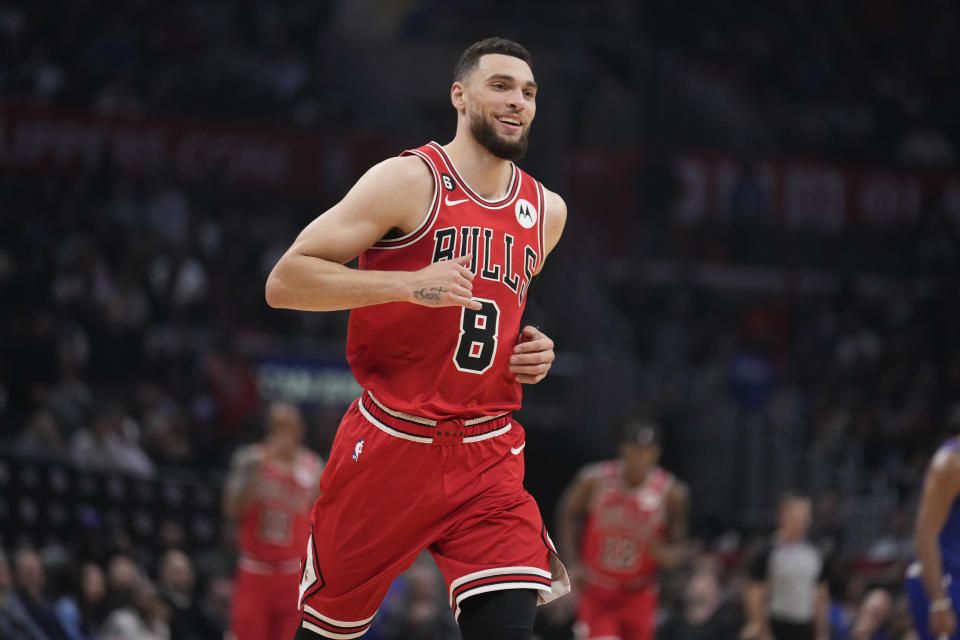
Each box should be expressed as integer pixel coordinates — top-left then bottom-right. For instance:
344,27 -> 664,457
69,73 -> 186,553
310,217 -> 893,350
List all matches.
265,156 -> 480,312
555,468 -> 599,577
915,448 -> 960,636
814,581 -> 830,640
507,189 -> 567,383
649,480 -> 689,569
536,188 -> 567,274
222,447 -> 262,520
743,580 -> 772,640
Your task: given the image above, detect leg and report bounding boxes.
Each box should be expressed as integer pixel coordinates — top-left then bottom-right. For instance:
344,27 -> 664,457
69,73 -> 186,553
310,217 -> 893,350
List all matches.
231,571 -> 272,640
458,589 -> 537,640
622,588 -> 657,640
273,571 -> 303,640
576,584 -> 623,640
295,401 -> 450,638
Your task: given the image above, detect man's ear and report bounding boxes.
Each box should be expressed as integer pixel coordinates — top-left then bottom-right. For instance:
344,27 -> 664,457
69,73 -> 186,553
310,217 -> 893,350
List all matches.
451,82 -> 466,112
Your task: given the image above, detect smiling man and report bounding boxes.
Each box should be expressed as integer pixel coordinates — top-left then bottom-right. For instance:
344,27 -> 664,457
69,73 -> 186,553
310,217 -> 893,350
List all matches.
265,37 -> 569,640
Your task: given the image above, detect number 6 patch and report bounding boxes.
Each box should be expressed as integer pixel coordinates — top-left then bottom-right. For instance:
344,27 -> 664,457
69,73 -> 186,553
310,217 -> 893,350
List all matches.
454,298 -> 500,374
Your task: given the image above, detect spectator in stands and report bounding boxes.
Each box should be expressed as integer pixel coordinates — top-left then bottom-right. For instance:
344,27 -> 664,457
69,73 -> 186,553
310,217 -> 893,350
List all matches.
0,549 -> 49,640
377,556 -> 460,640
847,588 -> 894,640
198,575 -> 233,640
658,562 -> 741,640
100,579 -> 171,640
103,553 -> 143,615
51,561 -> 107,640
69,404 -> 154,478
157,549 -> 215,640
16,409 -> 67,457
13,548 -> 71,640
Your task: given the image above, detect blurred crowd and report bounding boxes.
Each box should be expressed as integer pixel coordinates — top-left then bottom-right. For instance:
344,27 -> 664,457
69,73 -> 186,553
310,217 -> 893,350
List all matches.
2,1 -> 958,639
0,493 -> 926,640
1,1 -> 956,164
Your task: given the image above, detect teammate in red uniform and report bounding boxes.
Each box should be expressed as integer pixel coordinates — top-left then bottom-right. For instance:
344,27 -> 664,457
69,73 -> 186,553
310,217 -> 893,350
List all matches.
265,37 -> 569,640
224,402 -> 324,640
557,419 -> 689,640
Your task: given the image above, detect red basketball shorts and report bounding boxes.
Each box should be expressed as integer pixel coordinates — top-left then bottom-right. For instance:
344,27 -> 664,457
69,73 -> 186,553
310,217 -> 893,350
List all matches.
577,583 -> 658,640
295,392 -> 570,638
232,566 -> 301,640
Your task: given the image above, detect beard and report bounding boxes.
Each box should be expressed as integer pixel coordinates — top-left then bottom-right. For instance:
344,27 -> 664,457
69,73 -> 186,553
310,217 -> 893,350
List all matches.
469,109 -> 529,161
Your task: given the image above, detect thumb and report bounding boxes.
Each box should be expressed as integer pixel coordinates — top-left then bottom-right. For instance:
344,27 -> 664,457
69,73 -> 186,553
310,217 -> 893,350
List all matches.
454,253 -> 473,266
519,325 -> 539,340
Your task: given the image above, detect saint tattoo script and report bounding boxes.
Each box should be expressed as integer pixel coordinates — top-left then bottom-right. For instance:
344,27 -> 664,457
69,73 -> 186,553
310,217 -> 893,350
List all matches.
413,286 -> 446,301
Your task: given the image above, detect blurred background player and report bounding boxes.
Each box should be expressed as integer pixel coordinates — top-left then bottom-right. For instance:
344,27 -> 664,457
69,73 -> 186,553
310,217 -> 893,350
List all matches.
907,436 -> 960,640
223,402 -> 323,640
742,493 -> 829,640
557,419 -> 689,640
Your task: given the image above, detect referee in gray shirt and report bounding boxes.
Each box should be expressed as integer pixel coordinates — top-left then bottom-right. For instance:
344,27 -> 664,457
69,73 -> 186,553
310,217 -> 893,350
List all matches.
742,493 -> 829,640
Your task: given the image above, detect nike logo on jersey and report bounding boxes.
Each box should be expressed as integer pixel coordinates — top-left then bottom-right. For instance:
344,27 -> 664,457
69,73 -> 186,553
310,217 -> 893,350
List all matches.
445,196 -> 469,206
510,442 -> 526,455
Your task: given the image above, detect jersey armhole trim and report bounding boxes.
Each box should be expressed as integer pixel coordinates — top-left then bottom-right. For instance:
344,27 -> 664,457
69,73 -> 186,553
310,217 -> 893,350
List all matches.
535,180 -> 545,269
370,149 -> 441,250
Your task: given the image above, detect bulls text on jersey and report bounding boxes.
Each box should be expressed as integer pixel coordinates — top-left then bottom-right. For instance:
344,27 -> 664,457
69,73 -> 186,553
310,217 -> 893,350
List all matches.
431,226 -> 539,306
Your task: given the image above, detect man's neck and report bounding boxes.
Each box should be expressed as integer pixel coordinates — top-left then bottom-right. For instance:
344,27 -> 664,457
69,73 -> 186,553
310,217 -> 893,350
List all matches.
443,134 -> 513,201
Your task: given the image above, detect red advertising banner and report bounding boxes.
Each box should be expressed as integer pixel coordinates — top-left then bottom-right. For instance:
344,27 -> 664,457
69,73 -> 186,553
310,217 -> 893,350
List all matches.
673,155 -> 960,232
0,103 -> 329,193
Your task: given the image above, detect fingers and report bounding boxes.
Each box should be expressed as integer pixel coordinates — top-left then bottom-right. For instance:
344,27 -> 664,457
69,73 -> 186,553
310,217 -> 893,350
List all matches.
454,254 -> 475,277
510,350 -> 555,366
462,297 -> 483,310
510,362 -> 551,376
514,370 -> 548,384
514,325 -> 553,351
511,324 -> 554,383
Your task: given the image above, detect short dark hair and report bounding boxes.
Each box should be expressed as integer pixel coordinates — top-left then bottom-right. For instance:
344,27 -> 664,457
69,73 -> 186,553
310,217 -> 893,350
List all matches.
777,491 -> 811,513
620,418 -> 661,447
454,37 -> 532,82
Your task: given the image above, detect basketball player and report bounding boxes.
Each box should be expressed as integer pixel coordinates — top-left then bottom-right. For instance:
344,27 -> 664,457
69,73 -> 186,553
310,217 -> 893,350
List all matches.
265,38 -> 569,640
224,402 -> 323,640
907,436 -> 960,640
556,419 -> 689,640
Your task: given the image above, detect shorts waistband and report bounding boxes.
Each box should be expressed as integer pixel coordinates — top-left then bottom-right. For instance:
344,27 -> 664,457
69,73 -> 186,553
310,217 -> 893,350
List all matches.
359,391 -> 512,445
238,555 -> 301,575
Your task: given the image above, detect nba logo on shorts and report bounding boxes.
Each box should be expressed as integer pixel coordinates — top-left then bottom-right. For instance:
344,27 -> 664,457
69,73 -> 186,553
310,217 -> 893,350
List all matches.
353,440 -> 364,461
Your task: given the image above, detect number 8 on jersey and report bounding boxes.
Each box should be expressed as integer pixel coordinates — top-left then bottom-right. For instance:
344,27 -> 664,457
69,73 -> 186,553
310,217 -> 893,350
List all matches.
454,298 -> 500,374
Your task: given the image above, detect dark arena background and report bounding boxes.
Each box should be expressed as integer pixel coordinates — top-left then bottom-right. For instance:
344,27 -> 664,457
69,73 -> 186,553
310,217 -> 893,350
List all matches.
1,1 -> 958,639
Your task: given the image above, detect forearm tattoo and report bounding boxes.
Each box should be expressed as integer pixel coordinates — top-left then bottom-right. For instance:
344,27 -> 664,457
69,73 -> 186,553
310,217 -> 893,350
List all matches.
413,286 -> 446,301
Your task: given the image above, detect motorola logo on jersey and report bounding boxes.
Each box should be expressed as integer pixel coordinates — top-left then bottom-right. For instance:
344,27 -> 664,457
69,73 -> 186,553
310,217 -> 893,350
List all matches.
431,226 -> 539,306
441,174 -> 456,191
515,198 -> 537,229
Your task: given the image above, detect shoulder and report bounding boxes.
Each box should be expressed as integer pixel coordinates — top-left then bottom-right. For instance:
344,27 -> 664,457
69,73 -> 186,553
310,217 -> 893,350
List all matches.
229,444 -> 261,470
299,448 -> 325,470
667,476 -> 689,503
748,540 -> 774,578
577,460 -> 614,494
357,155 -> 434,199
929,445 -> 960,488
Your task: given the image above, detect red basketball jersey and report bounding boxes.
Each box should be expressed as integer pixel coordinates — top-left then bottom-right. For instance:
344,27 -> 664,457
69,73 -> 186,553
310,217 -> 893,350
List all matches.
237,447 -> 322,564
580,462 -> 674,589
346,142 -> 546,420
